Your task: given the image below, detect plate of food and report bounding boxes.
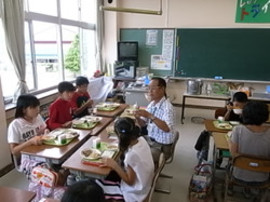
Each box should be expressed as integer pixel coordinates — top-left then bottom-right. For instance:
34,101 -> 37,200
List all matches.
217,122 -> 233,130
82,116 -> 103,123
72,120 -> 98,130
229,121 -> 240,126
81,148 -> 102,160
126,108 -> 137,115
42,134 -> 56,142
96,103 -> 120,111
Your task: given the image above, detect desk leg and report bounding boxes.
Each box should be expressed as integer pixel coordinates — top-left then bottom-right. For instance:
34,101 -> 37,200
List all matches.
181,95 -> 186,124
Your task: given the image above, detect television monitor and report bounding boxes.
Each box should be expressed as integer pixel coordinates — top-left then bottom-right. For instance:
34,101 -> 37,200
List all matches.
117,41 -> 138,61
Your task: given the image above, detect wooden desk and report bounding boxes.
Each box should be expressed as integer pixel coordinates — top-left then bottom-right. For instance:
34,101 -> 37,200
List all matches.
181,93 -> 230,124
212,132 -> 229,150
0,186 -> 36,202
94,104 -> 128,118
62,123 -> 119,179
204,119 -> 232,133
21,117 -> 112,165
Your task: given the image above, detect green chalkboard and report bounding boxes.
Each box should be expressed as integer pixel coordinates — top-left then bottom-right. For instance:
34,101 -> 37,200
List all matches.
120,29 -> 174,77
175,29 -> 270,81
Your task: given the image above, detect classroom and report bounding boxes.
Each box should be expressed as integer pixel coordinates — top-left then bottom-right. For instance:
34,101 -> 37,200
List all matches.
0,0 -> 270,201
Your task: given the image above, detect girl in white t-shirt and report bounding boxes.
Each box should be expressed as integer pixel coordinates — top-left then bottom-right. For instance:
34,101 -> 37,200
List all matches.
8,94 -> 47,162
96,117 -> 155,202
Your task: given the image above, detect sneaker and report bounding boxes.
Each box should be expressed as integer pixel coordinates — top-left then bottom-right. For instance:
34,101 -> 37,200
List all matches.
243,187 -> 252,199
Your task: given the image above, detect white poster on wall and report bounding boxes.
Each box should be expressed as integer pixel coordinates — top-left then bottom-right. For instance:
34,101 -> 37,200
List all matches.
162,29 -> 174,69
146,30 -> 158,46
150,55 -> 171,70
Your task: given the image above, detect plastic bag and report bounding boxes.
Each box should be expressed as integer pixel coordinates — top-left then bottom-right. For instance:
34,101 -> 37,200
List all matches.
189,161 -> 213,202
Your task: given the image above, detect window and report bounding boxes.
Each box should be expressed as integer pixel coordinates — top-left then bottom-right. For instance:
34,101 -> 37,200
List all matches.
0,0 -> 97,99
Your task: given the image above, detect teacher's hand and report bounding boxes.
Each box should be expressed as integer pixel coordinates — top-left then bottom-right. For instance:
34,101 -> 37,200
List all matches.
134,109 -> 151,119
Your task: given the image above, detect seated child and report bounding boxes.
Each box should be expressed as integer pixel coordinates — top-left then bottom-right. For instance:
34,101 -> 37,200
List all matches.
224,91 -> 248,122
8,94 -> 47,163
229,101 -> 270,196
61,180 -> 105,202
71,76 -> 93,118
96,117 -> 154,202
47,81 -> 75,130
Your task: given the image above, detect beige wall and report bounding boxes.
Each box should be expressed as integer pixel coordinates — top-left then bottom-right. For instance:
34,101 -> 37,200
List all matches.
104,0 -> 270,106
104,0 -> 270,65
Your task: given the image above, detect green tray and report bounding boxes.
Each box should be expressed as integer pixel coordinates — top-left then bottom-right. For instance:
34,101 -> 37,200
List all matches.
72,121 -> 98,130
97,106 -> 117,111
43,136 -> 77,146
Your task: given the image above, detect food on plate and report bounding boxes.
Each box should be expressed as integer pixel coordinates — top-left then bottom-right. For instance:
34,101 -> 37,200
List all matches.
42,135 -> 56,141
218,122 -> 232,129
126,108 -> 137,115
81,148 -> 101,160
106,144 -> 118,150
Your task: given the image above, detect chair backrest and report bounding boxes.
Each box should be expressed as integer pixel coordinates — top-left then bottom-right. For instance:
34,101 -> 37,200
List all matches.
233,155 -> 270,173
166,131 -> 179,164
214,108 -> 227,119
144,153 -> 166,202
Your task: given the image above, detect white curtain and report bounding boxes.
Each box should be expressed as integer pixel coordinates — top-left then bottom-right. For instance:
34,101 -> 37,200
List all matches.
1,0 -> 28,103
95,0 -> 105,73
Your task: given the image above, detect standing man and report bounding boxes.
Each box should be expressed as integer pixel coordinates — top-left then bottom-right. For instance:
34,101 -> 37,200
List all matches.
135,77 -> 175,162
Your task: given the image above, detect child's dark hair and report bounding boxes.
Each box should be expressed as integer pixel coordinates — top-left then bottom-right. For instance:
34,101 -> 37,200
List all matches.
242,101 -> 269,125
76,76 -> 89,87
15,94 -> 40,118
151,77 -> 167,98
114,117 -> 140,167
58,81 -> 75,93
61,179 -> 105,202
115,117 -> 140,151
233,92 -> 248,103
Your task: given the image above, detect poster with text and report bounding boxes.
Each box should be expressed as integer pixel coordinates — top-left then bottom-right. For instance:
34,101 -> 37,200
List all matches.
236,0 -> 270,23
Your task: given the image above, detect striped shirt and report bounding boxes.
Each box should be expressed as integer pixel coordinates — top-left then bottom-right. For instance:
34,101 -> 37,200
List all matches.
146,96 -> 175,144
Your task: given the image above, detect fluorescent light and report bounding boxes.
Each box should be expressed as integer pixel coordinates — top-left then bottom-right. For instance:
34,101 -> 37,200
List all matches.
100,0 -> 162,15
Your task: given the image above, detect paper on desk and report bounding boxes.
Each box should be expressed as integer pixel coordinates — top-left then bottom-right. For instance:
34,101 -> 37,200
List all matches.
88,76 -> 113,105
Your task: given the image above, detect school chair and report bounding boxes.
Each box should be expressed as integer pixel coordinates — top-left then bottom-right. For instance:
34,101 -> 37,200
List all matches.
155,131 -> 179,194
224,154 -> 270,202
214,108 -> 227,119
144,152 -> 165,202
160,131 -> 180,177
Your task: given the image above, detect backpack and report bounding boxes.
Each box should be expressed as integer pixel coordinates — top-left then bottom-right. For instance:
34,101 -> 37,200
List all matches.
194,130 -> 210,164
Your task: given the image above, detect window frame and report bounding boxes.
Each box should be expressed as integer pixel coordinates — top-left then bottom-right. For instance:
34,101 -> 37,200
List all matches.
1,0 -> 96,104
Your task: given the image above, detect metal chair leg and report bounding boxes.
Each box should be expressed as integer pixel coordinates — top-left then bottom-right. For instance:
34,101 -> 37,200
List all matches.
155,187 -> 170,194
159,173 -> 173,179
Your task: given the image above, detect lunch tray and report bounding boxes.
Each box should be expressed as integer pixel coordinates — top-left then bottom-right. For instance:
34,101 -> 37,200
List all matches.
213,120 -> 233,130
72,121 -> 98,130
43,134 -> 79,146
81,149 -> 118,166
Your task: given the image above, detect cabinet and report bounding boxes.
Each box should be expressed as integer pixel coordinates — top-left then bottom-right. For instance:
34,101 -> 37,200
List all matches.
125,87 -> 149,107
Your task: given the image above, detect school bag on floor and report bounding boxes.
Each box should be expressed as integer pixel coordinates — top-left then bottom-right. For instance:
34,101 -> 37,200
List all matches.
188,161 -> 213,202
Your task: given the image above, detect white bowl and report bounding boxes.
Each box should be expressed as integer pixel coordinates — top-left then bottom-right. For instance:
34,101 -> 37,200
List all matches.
233,108 -> 243,115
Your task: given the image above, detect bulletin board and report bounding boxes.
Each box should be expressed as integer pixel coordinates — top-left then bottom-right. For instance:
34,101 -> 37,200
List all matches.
120,28 -> 175,77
